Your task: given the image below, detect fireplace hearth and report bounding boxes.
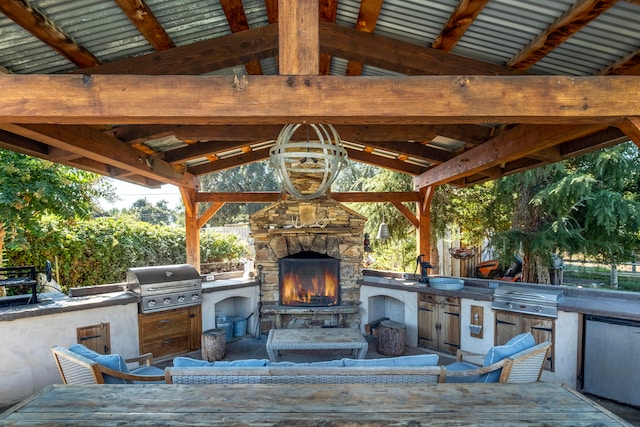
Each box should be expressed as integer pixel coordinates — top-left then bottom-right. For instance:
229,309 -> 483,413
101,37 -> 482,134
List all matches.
279,252 -> 340,307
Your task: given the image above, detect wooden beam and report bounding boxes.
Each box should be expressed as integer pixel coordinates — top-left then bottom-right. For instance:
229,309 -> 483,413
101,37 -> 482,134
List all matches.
220,0 -> 263,75
601,48 -> 640,76
616,117 -> 640,149
197,202 -> 225,229
113,0 -> 175,51
319,0 -> 339,75
194,191 -> 419,203
319,21 -> 525,76
345,0 -> 383,76
346,148 -> 427,175
187,148 -> 270,175
418,186 -> 435,261
507,0 -> 617,70
392,201 -> 418,228
3,75 -> 639,125
0,123 -> 199,189
432,0 -> 490,52
0,0 -> 99,69
76,24 -> 277,75
279,0 -> 318,75
413,124 -> 608,188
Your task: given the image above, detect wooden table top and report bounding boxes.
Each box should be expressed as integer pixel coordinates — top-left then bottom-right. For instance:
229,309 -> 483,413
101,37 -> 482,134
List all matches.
1,382 -> 632,426
267,327 -> 368,346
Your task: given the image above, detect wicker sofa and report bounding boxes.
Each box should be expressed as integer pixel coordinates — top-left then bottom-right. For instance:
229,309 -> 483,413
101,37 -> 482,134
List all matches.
165,337 -> 550,385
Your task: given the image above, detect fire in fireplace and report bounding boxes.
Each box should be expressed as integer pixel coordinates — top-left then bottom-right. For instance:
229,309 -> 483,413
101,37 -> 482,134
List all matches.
279,252 -> 340,307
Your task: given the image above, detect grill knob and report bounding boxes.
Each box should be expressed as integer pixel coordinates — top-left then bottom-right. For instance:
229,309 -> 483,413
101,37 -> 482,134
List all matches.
505,302 -> 513,309
533,305 -> 542,312
149,299 -> 157,307
191,294 -> 199,301
178,295 -> 186,303
164,297 -> 171,304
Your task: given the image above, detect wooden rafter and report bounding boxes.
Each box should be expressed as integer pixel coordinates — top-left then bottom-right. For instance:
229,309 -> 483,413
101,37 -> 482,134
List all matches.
220,0 -> 263,75
413,124 -> 609,189
0,0 -> 99,68
346,148 -> 427,175
432,0 -> 490,52
76,24 -> 278,75
507,0 -> 617,70
113,0 -> 175,51
345,0 -> 383,76
0,123 -> 198,188
319,0 -> 339,75
188,148 -> 271,175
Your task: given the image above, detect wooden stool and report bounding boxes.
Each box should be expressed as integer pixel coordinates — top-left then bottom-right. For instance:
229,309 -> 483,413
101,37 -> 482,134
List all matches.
201,328 -> 226,361
376,320 -> 406,356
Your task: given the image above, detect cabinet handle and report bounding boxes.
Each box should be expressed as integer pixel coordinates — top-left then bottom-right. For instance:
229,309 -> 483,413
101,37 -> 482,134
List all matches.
162,339 -> 173,346
160,319 -> 172,324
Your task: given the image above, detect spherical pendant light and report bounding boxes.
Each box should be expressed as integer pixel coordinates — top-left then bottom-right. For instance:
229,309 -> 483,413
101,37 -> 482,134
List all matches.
269,123 -> 348,199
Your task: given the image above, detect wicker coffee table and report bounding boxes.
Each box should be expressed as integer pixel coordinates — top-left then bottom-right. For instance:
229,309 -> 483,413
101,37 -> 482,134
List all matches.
266,328 -> 368,362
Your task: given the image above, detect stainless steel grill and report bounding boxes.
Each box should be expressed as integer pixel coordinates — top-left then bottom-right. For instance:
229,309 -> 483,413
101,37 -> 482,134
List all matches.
492,286 -> 565,318
126,264 -> 202,313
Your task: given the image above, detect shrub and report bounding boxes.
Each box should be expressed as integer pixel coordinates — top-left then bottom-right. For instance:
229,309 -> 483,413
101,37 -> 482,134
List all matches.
7,216 -> 246,291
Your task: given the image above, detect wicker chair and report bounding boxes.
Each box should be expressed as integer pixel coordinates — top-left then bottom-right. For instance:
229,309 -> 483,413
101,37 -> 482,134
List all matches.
51,345 -> 165,384
445,342 -> 552,383
165,365 -> 446,385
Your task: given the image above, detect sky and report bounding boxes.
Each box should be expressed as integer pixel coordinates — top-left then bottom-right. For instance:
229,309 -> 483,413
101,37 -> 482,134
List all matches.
99,178 -> 182,211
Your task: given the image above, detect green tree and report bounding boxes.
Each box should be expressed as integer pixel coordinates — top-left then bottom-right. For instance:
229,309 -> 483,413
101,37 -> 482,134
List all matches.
489,142 -> 640,284
0,149 -> 113,258
124,198 -> 178,225
199,161 -> 279,225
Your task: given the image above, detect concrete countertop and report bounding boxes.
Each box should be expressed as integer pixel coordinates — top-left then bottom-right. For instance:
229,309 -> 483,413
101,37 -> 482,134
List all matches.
360,271 -> 640,322
0,290 -> 138,322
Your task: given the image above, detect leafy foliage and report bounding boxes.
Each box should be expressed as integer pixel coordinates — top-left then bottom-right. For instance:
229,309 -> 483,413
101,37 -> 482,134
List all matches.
7,216 -> 247,291
0,149 -> 113,252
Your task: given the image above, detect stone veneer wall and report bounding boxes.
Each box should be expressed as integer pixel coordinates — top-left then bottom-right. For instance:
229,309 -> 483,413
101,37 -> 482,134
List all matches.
250,197 -> 366,329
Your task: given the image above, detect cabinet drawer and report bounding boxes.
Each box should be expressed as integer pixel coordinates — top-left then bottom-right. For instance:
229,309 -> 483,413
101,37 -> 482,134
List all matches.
419,293 -> 460,306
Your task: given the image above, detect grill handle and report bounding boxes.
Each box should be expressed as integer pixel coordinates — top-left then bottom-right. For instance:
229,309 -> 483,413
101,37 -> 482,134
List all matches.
147,282 -> 199,292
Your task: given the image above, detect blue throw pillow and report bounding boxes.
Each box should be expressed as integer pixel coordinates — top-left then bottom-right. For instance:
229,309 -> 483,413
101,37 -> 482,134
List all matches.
68,343 -> 129,384
481,332 -> 536,382
172,357 -> 270,368
342,354 -> 439,367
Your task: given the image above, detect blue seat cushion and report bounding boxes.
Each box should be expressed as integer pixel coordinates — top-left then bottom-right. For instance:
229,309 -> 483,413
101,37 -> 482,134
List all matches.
445,361 -> 483,383
68,344 -> 129,384
173,357 -> 270,368
130,365 -> 165,383
342,354 -> 439,367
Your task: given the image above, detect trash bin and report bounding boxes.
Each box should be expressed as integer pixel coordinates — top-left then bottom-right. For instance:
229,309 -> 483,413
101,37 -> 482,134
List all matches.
233,317 -> 247,337
216,315 -> 233,341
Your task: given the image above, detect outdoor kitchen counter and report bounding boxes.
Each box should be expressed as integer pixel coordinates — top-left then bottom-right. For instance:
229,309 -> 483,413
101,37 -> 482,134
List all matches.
359,275 -> 494,301
0,290 -> 138,322
360,273 -> 640,321
201,277 -> 259,293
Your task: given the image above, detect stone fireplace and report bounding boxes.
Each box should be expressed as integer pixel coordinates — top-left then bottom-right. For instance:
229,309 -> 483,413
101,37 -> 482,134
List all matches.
250,198 -> 365,330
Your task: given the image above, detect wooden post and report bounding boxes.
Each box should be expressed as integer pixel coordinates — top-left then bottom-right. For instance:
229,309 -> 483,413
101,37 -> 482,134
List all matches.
181,186 -> 200,271
417,185 -> 435,262
278,0 -> 319,75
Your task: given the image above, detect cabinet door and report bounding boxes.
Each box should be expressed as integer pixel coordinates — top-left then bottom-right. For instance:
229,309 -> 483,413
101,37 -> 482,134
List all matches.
494,311 -> 554,371
440,302 -> 460,353
188,305 -> 202,351
139,308 -> 190,359
418,297 -> 436,348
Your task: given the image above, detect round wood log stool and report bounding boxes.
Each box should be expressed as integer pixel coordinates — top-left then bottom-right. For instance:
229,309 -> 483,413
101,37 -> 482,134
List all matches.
201,328 -> 226,361
376,320 -> 407,356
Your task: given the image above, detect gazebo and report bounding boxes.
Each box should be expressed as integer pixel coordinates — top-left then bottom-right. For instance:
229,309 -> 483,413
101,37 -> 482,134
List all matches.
0,0 -> 639,271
